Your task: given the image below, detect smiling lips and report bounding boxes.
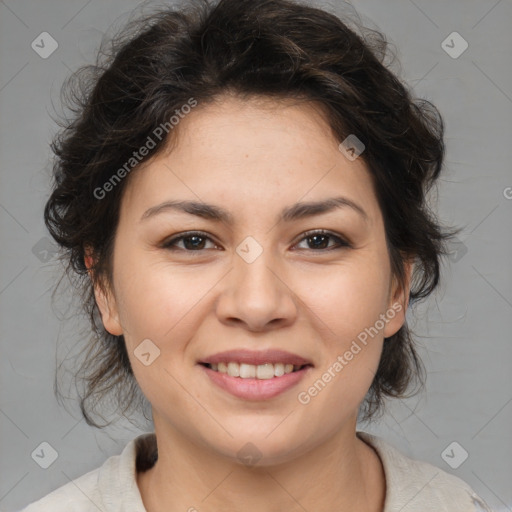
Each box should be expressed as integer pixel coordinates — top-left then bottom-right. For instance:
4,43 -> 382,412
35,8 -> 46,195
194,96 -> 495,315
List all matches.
199,348 -> 313,400
208,361 -> 302,379
199,348 -> 313,379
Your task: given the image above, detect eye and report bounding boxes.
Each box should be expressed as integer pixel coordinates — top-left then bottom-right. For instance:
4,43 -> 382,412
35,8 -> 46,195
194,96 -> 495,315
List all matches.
294,229 -> 351,251
160,229 -> 351,253
161,231 -> 219,252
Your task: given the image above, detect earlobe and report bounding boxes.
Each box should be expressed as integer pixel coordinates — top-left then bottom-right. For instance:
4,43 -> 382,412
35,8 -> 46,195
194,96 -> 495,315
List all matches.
93,284 -> 123,336
84,253 -> 95,275
84,249 -> 123,336
383,258 -> 414,339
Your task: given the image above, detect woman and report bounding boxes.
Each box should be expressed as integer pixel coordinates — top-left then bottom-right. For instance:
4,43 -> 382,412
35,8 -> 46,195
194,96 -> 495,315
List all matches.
21,0 -> 493,510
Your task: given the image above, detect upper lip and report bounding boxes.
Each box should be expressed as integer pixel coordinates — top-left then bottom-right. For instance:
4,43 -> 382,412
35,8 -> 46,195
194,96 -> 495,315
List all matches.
199,349 -> 313,367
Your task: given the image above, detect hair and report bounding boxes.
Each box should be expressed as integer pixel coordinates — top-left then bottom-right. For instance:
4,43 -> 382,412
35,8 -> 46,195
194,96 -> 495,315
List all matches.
45,0 -> 460,428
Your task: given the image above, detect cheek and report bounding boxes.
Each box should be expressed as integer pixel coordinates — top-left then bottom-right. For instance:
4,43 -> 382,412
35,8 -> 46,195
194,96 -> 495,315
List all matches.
298,273 -> 386,420
112,261 -> 210,410
295,255 -> 389,399
113,255 -> 221,360
300,258 -> 391,342
110,236 -> 235,410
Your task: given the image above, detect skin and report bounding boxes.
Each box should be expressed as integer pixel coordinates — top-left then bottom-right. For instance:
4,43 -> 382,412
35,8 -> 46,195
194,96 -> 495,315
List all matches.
90,94 -> 413,512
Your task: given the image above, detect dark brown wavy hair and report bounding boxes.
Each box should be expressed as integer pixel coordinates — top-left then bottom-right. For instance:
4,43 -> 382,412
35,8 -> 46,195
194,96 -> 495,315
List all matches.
45,0 -> 460,428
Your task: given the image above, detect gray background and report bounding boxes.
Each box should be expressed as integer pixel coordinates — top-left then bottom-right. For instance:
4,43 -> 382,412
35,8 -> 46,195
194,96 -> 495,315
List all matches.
1,0 -> 511,510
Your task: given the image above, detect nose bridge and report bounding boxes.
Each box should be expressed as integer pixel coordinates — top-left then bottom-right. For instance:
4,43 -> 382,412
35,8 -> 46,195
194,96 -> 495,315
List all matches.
216,234 -> 297,329
233,234 -> 282,299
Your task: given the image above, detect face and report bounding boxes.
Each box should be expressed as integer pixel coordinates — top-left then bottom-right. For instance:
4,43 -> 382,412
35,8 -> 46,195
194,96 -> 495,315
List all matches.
93,95 -> 411,465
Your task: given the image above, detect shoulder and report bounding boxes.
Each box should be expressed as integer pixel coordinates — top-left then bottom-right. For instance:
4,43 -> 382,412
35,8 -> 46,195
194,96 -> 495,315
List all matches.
357,431 -> 493,512
19,433 -> 155,512
19,465 -> 103,512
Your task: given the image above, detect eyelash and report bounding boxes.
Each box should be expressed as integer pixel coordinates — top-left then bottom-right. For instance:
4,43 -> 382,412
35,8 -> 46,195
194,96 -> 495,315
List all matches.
160,229 -> 352,253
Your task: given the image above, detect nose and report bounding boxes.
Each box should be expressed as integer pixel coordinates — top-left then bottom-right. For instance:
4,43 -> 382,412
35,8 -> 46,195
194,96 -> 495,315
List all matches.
215,247 -> 298,332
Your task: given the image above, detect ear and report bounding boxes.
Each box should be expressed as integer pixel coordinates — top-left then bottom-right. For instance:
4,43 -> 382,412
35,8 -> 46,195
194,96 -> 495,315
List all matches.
84,247 -> 123,336
383,257 -> 414,339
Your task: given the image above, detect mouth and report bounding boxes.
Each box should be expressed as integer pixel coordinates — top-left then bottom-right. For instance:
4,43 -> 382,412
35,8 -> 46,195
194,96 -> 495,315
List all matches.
197,349 -> 314,400
199,361 -> 312,379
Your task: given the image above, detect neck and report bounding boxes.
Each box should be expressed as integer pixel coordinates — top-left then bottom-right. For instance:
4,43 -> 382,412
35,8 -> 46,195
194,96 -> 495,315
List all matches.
137,419 -> 386,512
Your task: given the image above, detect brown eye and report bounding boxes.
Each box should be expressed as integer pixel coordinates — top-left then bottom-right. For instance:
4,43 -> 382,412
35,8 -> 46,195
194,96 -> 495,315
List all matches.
294,230 -> 351,251
161,231 -> 219,251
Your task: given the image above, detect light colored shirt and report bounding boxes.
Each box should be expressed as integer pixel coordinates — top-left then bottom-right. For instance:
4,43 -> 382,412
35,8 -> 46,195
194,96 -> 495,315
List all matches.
19,431 -> 493,511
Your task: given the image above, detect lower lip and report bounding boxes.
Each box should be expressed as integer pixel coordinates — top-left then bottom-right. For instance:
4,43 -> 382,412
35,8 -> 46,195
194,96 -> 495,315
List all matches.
199,364 -> 312,400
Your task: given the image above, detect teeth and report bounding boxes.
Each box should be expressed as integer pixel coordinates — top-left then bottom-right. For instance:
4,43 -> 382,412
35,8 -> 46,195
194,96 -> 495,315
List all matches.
227,362 -> 239,377
274,363 -> 285,377
239,363 -> 256,378
256,363 -> 274,380
208,362 -> 303,379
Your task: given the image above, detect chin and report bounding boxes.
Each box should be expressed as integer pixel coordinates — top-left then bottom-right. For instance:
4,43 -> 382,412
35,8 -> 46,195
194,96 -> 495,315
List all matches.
206,429 -> 315,468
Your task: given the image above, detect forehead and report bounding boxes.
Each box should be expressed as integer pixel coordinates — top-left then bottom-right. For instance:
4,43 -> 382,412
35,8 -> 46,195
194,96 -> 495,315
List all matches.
121,95 -> 381,226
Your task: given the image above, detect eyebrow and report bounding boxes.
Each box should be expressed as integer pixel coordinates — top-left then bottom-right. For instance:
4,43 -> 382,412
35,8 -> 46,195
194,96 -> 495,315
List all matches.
140,196 -> 369,224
